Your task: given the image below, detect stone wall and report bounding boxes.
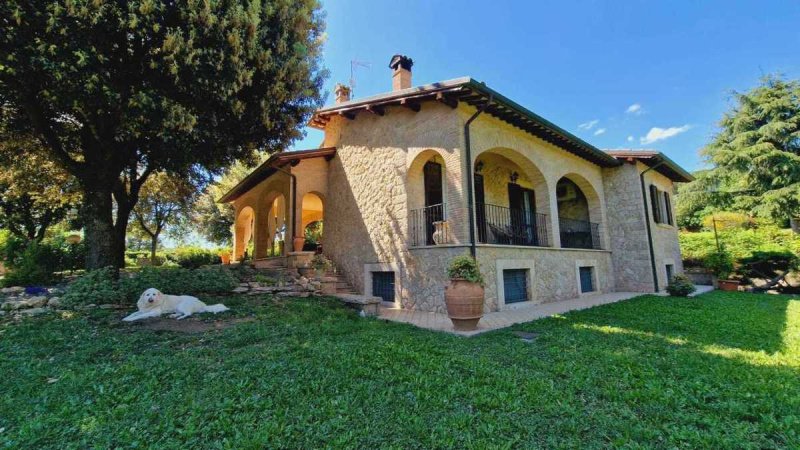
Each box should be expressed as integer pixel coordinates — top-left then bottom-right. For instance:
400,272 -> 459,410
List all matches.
602,162 -> 653,292
476,246 -> 613,311
643,164 -> 684,289
322,102 -> 464,295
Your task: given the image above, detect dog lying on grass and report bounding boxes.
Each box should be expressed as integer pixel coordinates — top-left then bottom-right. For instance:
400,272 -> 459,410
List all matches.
122,288 -> 229,322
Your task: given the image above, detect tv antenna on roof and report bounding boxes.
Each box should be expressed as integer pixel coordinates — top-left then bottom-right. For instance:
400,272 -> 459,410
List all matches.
350,59 -> 370,96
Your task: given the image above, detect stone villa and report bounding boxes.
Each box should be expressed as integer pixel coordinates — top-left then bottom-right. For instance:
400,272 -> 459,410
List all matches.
220,55 -> 693,313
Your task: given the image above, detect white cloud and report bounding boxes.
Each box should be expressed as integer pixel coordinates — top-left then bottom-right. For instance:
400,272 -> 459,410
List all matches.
578,119 -> 598,130
626,103 -> 643,115
627,135 -> 634,142
594,128 -> 606,136
640,125 -> 690,144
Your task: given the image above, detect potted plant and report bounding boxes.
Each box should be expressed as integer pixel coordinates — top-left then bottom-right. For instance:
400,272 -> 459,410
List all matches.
665,274 -> 696,297
219,250 -> 231,265
311,254 -> 331,278
444,255 -> 485,331
704,250 -> 738,291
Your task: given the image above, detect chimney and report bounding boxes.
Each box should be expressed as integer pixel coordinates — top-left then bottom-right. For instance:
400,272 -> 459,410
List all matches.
389,54 -> 413,91
334,83 -> 351,104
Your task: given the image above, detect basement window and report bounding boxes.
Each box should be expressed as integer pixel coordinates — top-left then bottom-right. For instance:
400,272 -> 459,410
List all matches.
579,266 -> 596,293
503,269 -> 529,304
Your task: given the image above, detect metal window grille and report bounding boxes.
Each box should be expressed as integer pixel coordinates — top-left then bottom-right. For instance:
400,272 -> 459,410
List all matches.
579,266 -> 595,293
371,272 -> 395,303
503,269 -> 529,304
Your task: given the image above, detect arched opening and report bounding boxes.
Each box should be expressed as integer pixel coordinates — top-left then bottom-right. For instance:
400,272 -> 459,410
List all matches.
265,194 -> 287,257
473,148 -> 551,246
234,206 -> 255,261
301,192 -> 324,251
407,150 -> 448,246
556,175 -> 601,249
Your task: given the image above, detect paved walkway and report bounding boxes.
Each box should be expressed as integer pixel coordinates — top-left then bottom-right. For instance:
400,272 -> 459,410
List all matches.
379,286 -> 715,337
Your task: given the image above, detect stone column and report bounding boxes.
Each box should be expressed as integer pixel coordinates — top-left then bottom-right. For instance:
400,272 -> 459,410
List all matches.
547,188 -> 562,248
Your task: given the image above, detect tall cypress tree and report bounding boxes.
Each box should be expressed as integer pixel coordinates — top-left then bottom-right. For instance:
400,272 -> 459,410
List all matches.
0,0 -> 327,269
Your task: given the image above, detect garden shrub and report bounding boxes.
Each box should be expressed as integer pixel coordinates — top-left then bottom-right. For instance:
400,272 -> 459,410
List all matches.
666,274 -> 696,297
704,250 -> 734,279
61,267 -> 126,307
0,234 -> 86,287
166,247 -> 221,269
63,265 -> 238,307
701,212 -> 755,231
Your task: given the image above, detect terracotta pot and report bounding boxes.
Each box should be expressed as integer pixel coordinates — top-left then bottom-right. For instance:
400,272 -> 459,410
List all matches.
219,253 -> 231,265
718,279 -> 740,291
444,279 -> 485,331
292,236 -> 306,252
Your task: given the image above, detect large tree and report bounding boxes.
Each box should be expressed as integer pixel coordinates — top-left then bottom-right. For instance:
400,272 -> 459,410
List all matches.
0,128 -> 80,241
684,76 -> 800,226
0,0 -> 326,269
130,172 -> 196,262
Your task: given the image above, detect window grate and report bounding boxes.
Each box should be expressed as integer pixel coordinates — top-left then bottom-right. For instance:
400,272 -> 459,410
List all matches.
372,272 -> 395,303
503,269 -> 529,304
579,266 -> 595,293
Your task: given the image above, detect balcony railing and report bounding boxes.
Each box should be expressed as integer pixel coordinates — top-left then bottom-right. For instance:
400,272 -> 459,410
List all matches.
409,203 -> 451,247
559,217 -> 601,249
477,203 -> 549,247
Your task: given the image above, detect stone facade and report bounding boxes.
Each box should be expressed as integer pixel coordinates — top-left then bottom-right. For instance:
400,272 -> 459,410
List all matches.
230,96 -> 687,313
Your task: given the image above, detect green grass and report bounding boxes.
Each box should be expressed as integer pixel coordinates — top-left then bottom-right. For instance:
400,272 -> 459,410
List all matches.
1,291 -> 799,448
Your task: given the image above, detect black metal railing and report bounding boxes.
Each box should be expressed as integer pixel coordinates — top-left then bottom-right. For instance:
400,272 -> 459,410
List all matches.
409,203 -> 451,247
476,203 -> 549,247
559,217 -> 601,249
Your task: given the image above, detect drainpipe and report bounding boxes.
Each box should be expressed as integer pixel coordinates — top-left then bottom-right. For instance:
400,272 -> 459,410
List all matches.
273,165 -> 298,248
464,94 -> 493,259
639,159 -> 666,292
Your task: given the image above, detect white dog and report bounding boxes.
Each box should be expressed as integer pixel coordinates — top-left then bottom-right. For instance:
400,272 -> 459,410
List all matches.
122,288 -> 229,322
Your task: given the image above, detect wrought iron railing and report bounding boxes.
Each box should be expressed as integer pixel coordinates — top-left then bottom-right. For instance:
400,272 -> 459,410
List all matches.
559,217 -> 601,249
476,203 -> 549,247
409,203 -> 451,247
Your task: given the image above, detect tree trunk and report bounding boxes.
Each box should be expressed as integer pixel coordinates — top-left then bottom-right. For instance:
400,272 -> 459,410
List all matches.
82,188 -> 118,270
150,234 -> 159,264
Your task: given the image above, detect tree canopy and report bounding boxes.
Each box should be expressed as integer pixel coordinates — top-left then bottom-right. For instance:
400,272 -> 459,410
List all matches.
678,76 -> 800,227
0,0 -> 327,269
0,128 -> 80,241
130,172 -> 197,261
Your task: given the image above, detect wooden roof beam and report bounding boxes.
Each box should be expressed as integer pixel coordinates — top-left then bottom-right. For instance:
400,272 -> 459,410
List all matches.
436,92 -> 458,109
400,98 -> 421,112
365,105 -> 385,116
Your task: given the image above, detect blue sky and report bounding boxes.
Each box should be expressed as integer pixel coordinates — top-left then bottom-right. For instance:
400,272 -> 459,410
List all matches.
293,0 -> 800,172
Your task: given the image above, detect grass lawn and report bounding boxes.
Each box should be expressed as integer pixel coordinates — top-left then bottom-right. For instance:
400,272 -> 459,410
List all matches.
1,291 -> 799,448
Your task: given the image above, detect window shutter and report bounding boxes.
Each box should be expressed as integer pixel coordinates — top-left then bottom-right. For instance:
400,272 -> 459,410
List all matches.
663,192 -> 673,225
649,185 -> 661,223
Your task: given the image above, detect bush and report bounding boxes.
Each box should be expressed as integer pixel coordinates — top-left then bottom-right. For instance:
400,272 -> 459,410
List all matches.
666,274 -> 696,297
166,247 -> 221,269
704,250 -> 734,279
0,234 -> 86,287
447,255 -> 484,285
61,267 -> 126,307
2,240 -> 63,286
701,212 -> 755,231
62,266 -> 238,307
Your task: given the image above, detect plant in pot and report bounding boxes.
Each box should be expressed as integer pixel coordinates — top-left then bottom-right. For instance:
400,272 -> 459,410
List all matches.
219,250 -> 231,265
666,274 -> 696,297
704,250 -> 738,291
444,255 -> 485,331
311,254 -> 332,278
